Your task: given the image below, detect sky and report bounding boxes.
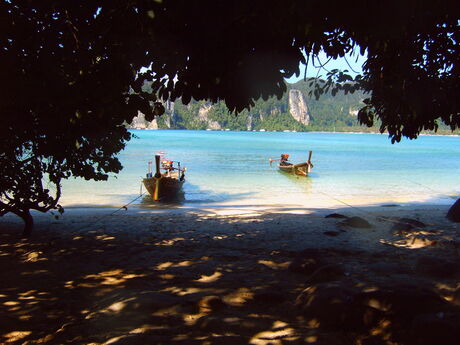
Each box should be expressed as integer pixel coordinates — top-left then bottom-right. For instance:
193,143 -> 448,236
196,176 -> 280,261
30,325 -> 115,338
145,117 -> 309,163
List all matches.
285,51 -> 367,84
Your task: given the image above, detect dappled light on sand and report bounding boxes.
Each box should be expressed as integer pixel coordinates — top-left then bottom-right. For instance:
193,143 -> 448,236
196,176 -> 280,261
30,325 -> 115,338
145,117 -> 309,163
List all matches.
195,271 -> 222,283
250,321 -> 296,345
1,205 -> 459,344
3,331 -> 32,343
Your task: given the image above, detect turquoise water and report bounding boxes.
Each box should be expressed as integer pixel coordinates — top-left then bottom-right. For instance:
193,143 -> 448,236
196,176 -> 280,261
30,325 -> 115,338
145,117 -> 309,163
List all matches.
60,130 -> 460,208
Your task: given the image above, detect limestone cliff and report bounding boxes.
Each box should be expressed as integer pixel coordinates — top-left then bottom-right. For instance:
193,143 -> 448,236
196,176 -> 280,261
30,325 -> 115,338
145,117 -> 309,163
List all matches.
198,104 -> 221,130
129,112 -> 148,129
246,114 -> 253,131
288,89 -> 310,125
126,84 -> 366,131
148,118 -> 159,129
126,97 -> 176,129
349,107 -> 359,116
128,111 -> 158,129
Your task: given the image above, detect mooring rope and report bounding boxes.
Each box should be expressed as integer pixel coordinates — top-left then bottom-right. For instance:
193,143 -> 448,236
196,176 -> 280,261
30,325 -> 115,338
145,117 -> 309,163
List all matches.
62,174 -> 458,234
69,188 -> 147,232
314,189 -> 367,214
313,188 -> 418,231
405,178 -> 458,199
312,187 -> 429,232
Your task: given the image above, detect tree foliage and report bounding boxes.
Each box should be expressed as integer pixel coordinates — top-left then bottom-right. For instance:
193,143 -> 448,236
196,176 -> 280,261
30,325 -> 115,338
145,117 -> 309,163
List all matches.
124,0 -> 459,142
0,0 -> 156,235
1,0 -> 459,234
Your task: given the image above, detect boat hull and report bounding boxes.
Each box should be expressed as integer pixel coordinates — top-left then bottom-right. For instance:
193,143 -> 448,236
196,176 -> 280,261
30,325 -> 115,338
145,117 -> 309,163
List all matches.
278,162 -> 311,176
143,176 -> 184,201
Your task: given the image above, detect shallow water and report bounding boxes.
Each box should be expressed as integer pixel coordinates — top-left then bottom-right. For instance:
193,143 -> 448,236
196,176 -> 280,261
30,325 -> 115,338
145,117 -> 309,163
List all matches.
60,130 -> 460,208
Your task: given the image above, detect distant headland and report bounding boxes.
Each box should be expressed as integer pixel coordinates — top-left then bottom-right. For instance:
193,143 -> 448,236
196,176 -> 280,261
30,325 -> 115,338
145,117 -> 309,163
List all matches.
126,80 -> 458,136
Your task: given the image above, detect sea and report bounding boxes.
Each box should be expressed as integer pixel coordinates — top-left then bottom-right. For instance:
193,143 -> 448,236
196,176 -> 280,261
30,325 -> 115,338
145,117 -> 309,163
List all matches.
59,130 -> 460,209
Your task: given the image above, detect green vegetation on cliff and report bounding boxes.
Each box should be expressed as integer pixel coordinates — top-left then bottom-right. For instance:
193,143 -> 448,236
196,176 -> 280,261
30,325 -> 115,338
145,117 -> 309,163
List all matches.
132,79 -> 370,132
131,78 -> 458,135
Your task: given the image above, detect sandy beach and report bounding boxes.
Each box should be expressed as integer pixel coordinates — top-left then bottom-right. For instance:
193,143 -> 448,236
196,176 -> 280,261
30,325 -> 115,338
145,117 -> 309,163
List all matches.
1,203 -> 459,345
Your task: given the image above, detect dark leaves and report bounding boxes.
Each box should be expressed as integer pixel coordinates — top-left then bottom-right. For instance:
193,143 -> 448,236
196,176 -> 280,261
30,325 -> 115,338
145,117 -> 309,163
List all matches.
1,0 -> 459,231
153,101 -> 165,116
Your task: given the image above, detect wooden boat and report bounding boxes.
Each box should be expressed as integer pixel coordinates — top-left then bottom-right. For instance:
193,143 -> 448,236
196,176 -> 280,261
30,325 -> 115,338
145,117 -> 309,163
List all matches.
143,154 -> 185,201
269,151 -> 313,176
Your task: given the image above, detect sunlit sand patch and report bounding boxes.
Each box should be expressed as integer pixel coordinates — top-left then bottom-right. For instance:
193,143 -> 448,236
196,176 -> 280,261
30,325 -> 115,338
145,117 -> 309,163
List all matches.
101,335 -> 127,345
201,208 -> 264,217
250,327 -> 296,345
84,297 -> 135,319
155,256 -> 210,271
158,273 -> 175,279
224,288 -> 254,306
26,300 -> 39,306
195,271 -> 222,283
23,251 -> 46,262
163,286 -> 206,296
305,335 -> 318,343
306,318 -> 321,328
357,283 -> 379,292
366,298 -> 391,312
380,236 -> 437,249
436,283 -> 457,293
213,235 -> 228,240
64,280 -> 75,289
19,314 -> 33,321
18,294 -> 36,300
2,331 -> 32,343
128,325 -> 168,334
279,209 -> 311,214
81,269 -> 145,286
95,235 -> 115,241
369,319 -> 392,337
105,299 -> 130,313
18,290 -> 37,297
183,311 -> 207,326
156,260 -> 195,270
272,320 -> 289,329
155,237 -> 186,246
156,261 -> 173,270
3,300 -> 20,306
258,260 -> 291,270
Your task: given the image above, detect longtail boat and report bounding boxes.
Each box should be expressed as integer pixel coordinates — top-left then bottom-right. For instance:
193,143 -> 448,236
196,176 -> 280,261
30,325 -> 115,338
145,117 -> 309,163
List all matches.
143,154 -> 186,201
269,151 -> 313,176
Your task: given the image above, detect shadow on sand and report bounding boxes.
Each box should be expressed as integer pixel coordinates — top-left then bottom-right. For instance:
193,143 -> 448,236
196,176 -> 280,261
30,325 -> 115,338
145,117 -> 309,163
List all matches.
0,202 -> 459,344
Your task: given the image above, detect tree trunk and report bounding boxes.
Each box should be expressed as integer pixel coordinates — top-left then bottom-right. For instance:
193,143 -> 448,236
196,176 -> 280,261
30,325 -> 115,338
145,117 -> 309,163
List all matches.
20,209 -> 34,238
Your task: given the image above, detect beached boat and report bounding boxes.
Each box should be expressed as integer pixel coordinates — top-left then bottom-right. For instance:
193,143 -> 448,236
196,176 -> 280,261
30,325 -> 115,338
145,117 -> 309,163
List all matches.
143,154 -> 185,201
269,151 -> 313,176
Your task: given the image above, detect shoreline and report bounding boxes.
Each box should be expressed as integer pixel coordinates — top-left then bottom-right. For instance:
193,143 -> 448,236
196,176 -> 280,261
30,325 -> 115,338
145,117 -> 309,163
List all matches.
54,194 -> 458,215
128,128 -> 460,137
3,199 -> 455,221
